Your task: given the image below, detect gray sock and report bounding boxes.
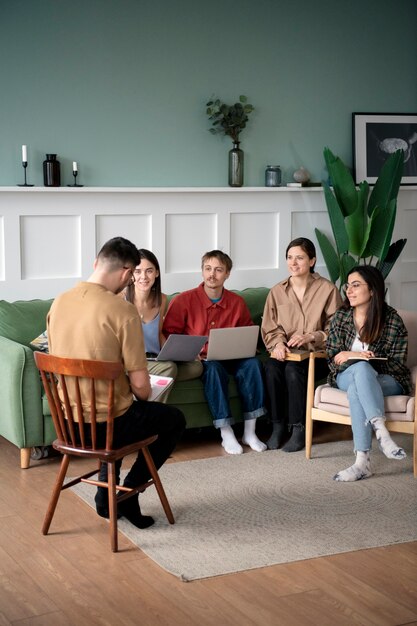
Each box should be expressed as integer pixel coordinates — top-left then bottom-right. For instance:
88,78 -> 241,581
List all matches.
370,417 -> 407,460
266,422 -> 286,450
333,451 -> 372,482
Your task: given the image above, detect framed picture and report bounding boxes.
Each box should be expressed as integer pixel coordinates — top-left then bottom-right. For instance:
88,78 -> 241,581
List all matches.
352,113 -> 417,185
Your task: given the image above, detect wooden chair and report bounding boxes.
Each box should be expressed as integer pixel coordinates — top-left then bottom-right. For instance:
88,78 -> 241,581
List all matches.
305,310 -> 417,477
34,352 -> 174,552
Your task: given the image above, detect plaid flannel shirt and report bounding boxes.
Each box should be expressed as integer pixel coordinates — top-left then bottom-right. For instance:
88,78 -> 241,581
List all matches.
326,305 -> 411,394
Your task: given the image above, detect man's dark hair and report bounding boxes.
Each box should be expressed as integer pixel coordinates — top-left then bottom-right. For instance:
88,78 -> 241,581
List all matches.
97,237 -> 140,270
201,250 -> 233,273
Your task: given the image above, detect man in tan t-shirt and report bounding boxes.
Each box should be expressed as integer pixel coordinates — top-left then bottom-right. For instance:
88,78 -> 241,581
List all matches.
47,237 -> 185,528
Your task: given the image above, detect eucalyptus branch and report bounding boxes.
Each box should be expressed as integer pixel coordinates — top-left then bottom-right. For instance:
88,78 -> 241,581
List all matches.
206,95 -> 254,144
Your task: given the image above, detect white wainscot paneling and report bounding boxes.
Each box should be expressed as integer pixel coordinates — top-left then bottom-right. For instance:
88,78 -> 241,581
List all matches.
1,186 -> 415,306
0,217 -> 4,280
230,212 -> 279,270
20,215 -> 81,279
400,281 -> 417,311
96,214 -> 151,251
165,213 -> 217,273
402,209 -> 417,262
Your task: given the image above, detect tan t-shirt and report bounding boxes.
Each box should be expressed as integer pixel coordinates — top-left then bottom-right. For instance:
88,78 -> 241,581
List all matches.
261,273 -> 342,352
47,282 -> 147,422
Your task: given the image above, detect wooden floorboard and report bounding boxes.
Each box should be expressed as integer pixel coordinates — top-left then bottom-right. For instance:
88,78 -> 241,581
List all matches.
1,422 -> 416,626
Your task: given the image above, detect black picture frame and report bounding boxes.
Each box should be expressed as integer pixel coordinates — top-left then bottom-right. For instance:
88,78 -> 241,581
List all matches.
352,112 -> 417,185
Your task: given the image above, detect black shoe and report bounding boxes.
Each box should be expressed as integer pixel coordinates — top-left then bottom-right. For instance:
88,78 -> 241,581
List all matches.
95,486 -> 123,519
266,421 -> 286,450
282,424 -> 305,453
118,496 -> 155,529
95,504 -> 123,519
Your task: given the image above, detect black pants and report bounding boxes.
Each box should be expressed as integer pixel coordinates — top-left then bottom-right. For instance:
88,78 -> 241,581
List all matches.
263,357 -> 329,426
96,399 -> 186,488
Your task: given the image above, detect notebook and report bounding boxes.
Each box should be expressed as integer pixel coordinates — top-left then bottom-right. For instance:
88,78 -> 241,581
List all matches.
205,325 -> 259,361
148,375 -> 175,401
147,334 -> 208,362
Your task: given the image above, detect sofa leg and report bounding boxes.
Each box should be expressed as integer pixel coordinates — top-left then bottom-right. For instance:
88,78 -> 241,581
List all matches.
20,448 -> 31,469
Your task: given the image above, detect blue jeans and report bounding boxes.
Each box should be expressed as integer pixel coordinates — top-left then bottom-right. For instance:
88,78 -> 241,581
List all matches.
201,357 -> 266,428
336,361 -> 403,452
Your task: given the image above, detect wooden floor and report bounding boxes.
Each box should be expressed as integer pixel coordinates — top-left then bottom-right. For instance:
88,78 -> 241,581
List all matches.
1,423 -> 417,626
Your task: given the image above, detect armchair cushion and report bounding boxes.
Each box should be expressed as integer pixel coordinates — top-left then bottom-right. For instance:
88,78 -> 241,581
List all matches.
314,384 -> 415,421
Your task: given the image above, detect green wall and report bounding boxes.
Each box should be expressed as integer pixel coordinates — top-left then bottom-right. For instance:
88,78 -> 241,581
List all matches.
1,0 -> 416,187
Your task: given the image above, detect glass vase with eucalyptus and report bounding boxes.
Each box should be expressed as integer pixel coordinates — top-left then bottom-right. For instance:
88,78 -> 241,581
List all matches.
228,142 -> 244,187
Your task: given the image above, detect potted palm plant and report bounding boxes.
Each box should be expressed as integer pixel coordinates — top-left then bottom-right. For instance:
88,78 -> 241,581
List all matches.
206,95 -> 254,187
315,147 -> 406,290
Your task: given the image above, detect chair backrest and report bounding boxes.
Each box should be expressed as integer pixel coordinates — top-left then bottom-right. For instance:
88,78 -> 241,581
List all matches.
34,352 -> 123,451
398,309 -> 417,369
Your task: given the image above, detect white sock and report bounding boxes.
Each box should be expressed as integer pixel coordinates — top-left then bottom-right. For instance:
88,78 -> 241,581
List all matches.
370,417 -> 407,460
333,451 -> 372,482
220,426 -> 243,455
242,418 -> 267,452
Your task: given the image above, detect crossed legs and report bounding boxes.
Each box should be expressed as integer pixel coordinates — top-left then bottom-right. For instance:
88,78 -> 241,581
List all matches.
334,362 -> 406,482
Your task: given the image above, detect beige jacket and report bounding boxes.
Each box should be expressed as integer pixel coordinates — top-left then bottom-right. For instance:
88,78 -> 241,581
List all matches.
261,273 -> 342,352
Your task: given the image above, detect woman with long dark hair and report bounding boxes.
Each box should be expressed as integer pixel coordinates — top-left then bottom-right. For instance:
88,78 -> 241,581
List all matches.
327,265 -> 411,481
124,249 -> 202,399
262,237 -> 342,452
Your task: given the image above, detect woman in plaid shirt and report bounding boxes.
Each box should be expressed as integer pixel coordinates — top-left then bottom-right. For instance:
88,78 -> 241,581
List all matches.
326,266 -> 411,481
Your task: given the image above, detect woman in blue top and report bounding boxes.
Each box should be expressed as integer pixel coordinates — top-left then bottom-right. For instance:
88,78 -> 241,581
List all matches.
124,249 -> 202,400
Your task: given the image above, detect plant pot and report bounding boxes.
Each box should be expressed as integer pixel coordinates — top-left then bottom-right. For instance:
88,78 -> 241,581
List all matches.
228,142 -> 244,187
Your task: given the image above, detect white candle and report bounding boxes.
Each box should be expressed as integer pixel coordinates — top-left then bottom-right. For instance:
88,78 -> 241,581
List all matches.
72,161 -> 78,172
22,145 -> 27,162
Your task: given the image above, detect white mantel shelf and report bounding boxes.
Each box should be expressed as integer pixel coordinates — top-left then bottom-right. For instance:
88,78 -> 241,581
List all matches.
0,185 -> 416,308
0,186 -> 326,193
3,185 -> 417,193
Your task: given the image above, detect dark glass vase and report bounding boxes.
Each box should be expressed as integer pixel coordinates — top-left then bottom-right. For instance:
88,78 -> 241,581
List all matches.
228,142 -> 244,187
43,154 -> 61,187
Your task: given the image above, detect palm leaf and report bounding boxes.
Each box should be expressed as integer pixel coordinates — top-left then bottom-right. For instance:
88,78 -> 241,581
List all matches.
362,199 -> 396,259
367,149 -> 404,216
376,239 -> 407,279
339,253 -> 358,287
345,181 -> 369,255
323,183 -> 349,256
314,228 -> 340,283
323,147 -> 358,217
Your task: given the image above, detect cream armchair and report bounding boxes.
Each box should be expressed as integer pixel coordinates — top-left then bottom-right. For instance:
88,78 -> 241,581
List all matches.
305,310 -> 417,477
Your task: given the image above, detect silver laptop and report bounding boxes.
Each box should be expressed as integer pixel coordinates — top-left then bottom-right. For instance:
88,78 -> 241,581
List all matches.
147,334 -> 207,362
205,326 -> 259,361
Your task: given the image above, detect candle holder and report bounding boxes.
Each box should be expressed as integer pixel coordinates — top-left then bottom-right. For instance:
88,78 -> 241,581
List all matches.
67,169 -> 83,187
17,162 -> 34,187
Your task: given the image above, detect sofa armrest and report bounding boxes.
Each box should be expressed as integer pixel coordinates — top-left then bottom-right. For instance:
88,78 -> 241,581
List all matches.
0,336 -> 44,449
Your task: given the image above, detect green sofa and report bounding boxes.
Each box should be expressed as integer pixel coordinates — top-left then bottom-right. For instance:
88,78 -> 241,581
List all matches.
0,287 -> 269,469
0,298 -> 55,469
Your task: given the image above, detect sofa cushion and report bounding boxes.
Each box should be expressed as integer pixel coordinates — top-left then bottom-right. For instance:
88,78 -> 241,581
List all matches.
0,299 -> 53,347
233,287 -> 269,327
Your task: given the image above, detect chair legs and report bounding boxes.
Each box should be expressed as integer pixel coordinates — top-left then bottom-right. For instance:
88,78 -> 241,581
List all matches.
42,446 -> 174,552
305,415 -> 313,459
107,461 -> 118,552
42,454 -> 70,535
142,446 -> 174,524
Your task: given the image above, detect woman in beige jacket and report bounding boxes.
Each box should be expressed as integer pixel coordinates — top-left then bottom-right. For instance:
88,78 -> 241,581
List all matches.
261,237 -> 342,452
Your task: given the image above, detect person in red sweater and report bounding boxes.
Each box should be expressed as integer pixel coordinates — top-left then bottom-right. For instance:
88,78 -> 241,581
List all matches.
163,250 -> 267,455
